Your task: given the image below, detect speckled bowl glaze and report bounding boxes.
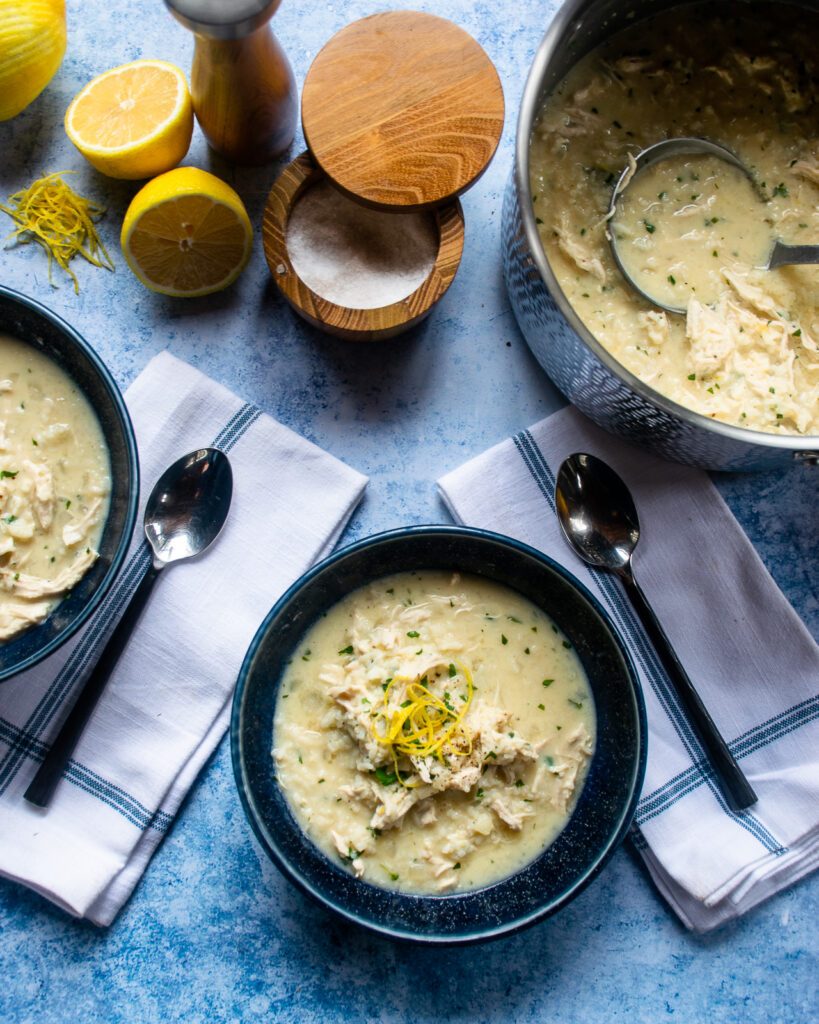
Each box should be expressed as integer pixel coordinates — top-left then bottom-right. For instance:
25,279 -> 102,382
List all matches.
231,525 -> 647,944
0,287 -> 139,683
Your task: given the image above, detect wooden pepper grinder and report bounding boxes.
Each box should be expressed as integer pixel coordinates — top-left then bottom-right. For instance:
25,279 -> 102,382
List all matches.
165,0 -> 297,165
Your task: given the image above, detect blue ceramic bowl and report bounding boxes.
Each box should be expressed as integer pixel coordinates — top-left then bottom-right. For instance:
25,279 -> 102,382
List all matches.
232,525 -> 647,944
0,287 -> 139,683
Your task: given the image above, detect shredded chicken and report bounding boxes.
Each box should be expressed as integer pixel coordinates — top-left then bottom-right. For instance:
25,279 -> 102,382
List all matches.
555,212 -> 606,281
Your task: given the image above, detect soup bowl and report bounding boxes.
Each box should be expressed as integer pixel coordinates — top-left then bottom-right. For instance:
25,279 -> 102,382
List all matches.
0,287 -> 139,682
231,525 -> 646,944
503,0 -> 819,471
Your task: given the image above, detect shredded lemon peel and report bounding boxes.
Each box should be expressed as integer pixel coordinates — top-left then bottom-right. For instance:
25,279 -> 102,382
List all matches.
0,172 -> 114,293
372,661 -> 475,787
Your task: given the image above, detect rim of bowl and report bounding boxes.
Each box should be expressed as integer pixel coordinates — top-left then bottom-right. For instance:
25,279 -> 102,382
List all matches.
231,524 -> 648,944
0,286 -> 140,682
515,0 -> 819,453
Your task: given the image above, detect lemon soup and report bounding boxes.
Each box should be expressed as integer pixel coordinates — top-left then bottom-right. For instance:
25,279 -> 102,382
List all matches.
273,571 -> 595,894
530,3 -> 818,435
0,336 -> 110,641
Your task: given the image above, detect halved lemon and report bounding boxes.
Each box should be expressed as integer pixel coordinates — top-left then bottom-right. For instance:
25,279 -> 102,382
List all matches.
65,59 -> 193,180
121,167 -> 253,297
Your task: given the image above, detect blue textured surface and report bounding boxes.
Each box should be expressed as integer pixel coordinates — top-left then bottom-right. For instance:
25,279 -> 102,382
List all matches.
0,1 -> 816,1021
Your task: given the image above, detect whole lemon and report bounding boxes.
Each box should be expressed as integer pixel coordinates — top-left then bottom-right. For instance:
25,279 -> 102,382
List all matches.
0,0 -> 67,121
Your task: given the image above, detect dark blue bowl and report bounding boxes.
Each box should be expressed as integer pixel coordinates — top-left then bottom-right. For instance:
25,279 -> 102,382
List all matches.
232,525 -> 647,944
0,287 -> 139,683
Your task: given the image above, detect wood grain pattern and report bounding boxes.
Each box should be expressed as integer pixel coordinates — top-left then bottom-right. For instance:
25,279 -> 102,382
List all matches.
191,23 -> 297,165
263,152 -> 465,342
301,11 -> 504,209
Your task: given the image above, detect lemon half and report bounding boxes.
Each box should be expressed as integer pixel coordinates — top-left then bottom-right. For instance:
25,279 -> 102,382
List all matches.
65,59 -> 193,180
121,168 -> 253,298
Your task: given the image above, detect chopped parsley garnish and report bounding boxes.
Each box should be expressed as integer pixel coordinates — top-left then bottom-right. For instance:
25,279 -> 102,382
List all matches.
562,640 -> 572,649
542,679 -> 554,687
374,766 -> 398,786
448,663 -> 457,677
4,515 -> 17,524
501,634 -> 508,645
772,183 -> 789,197
644,220 -> 656,233
667,275 -> 676,285
406,630 -> 420,638
568,698 -> 583,709
338,645 -> 354,656
0,470 -> 18,479
537,703 -> 545,711
687,373 -> 696,381
515,779 -> 524,788
507,615 -> 522,623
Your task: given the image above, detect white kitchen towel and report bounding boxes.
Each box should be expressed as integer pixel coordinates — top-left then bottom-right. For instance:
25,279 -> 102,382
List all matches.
0,351 -> 367,925
438,406 -> 819,932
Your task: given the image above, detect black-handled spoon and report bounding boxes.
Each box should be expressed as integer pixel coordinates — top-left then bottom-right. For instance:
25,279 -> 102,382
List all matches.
555,452 -> 757,813
24,447 -> 233,808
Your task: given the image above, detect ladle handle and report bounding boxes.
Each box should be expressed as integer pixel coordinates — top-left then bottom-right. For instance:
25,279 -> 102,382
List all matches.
619,568 -> 757,813
24,561 -> 162,809
768,241 -> 819,269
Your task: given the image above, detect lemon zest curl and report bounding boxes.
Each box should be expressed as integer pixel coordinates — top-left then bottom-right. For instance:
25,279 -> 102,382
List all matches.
0,172 -> 114,293
372,661 -> 474,787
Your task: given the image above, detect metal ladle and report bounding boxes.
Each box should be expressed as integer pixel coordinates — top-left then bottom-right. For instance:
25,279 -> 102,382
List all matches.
555,452 -> 757,813
607,138 -> 819,314
24,447 -> 233,808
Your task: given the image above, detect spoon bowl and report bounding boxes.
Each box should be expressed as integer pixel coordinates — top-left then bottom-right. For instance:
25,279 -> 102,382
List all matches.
146,448 -> 233,566
555,453 -> 639,572
607,137 -> 819,314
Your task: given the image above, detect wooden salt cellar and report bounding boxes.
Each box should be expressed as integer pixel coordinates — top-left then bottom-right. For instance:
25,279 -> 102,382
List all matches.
262,11 -> 504,341
165,0 -> 297,165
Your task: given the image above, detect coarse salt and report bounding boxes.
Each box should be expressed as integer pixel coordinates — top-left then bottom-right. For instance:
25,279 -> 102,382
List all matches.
286,180 -> 438,310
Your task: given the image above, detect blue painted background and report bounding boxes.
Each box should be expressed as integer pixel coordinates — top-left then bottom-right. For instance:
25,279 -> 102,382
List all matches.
0,1 -> 816,1021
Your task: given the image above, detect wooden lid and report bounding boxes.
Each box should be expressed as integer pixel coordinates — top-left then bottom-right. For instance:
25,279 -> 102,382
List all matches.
301,11 -> 504,211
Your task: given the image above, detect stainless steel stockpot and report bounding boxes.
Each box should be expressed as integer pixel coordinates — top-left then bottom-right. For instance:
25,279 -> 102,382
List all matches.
502,0 -> 819,471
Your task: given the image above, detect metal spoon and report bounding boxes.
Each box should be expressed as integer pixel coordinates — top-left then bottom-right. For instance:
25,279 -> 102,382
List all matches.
608,137 -> 819,314
555,452 -> 757,813
24,448 -> 233,808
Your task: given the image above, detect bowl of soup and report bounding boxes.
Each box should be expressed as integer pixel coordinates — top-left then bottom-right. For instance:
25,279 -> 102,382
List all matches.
231,526 -> 646,943
503,0 -> 819,470
0,287 -> 139,682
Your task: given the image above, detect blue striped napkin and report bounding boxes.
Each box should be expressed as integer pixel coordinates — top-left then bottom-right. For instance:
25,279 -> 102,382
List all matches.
438,406 -> 819,931
0,352 -> 367,924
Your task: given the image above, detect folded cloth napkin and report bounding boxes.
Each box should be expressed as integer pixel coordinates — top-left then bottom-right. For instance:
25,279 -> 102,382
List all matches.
0,351 -> 367,925
438,406 -> 819,932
